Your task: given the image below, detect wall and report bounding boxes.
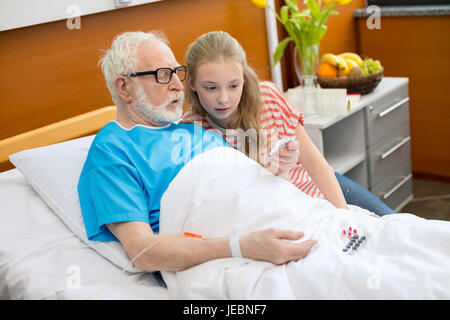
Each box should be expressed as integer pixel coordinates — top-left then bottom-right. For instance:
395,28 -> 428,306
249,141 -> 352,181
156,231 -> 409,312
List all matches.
0,0 -> 271,140
356,15 -> 450,179
0,0 -> 161,31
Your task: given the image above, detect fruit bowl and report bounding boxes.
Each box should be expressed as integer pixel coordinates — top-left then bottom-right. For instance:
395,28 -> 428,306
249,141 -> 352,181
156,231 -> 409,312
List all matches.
317,67 -> 383,94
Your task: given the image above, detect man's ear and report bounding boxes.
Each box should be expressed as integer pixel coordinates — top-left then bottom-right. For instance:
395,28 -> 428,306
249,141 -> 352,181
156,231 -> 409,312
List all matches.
114,76 -> 134,103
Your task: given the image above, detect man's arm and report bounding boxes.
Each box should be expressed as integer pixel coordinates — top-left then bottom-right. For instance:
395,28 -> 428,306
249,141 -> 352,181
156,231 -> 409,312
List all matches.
107,221 -> 317,272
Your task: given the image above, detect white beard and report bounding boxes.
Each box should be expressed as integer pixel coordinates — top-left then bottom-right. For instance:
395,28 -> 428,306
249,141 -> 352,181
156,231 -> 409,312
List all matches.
134,82 -> 184,124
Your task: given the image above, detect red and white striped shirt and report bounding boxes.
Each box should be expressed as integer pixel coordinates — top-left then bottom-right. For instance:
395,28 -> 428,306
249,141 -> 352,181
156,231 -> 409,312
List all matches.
182,81 -> 323,198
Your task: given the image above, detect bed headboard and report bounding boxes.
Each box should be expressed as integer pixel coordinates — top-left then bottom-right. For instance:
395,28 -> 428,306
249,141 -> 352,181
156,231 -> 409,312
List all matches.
0,106 -> 116,172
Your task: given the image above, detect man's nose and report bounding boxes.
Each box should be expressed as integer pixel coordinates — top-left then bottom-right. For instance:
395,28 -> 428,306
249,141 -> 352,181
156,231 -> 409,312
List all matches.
168,73 -> 184,91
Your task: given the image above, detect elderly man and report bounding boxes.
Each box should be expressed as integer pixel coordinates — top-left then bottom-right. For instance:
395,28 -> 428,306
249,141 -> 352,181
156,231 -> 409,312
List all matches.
77,31 -> 316,272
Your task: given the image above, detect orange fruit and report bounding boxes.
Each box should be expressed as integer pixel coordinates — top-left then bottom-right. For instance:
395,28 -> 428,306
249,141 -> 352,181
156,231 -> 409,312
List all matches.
318,62 -> 338,78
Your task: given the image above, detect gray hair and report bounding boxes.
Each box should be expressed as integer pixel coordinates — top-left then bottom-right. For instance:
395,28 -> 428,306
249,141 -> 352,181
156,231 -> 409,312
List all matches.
99,31 -> 169,105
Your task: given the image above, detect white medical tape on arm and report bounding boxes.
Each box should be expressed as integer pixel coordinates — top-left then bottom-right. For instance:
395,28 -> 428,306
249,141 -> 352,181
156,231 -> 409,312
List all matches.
229,235 -> 243,258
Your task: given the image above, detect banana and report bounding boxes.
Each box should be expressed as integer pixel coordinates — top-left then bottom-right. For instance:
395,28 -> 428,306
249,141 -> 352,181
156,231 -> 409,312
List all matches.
337,58 -> 349,76
337,56 -> 348,72
321,53 -> 339,67
343,58 -> 358,71
321,53 -> 347,71
338,52 -> 363,67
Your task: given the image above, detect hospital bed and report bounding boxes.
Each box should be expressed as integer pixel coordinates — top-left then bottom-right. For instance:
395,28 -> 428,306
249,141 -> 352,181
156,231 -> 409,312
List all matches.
1,106 -> 449,300
0,106 -> 169,299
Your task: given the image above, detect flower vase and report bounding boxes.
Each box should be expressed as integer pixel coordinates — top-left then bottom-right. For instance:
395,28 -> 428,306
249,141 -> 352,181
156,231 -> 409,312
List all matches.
294,45 -> 320,116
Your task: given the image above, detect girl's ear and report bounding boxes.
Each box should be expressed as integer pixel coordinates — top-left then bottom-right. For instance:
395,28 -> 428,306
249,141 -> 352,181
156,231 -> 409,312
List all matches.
189,78 -> 197,92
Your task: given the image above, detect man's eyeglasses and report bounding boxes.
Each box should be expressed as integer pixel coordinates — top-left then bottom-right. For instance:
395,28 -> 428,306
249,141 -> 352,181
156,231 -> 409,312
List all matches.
125,66 -> 186,84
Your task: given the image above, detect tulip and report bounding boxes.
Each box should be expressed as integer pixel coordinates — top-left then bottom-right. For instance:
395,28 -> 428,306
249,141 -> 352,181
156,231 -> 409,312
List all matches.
251,0 -> 267,8
324,0 -> 352,4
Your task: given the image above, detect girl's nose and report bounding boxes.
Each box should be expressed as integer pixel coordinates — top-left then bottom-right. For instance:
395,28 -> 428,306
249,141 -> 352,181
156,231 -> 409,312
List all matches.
217,90 -> 229,105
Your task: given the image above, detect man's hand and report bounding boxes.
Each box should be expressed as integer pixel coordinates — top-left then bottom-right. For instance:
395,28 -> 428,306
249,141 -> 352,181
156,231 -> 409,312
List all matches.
239,228 -> 317,265
265,140 -> 300,177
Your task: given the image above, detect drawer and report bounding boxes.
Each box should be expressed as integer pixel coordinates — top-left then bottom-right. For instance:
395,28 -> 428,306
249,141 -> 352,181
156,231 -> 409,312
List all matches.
367,124 -> 411,189
364,84 -> 409,147
372,162 -> 413,212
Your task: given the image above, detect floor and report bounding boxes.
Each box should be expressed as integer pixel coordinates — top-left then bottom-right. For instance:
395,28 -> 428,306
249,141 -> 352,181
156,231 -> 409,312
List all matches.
400,178 -> 450,221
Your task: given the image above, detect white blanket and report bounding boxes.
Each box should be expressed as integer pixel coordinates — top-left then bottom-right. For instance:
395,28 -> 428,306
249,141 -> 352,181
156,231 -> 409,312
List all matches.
159,147 -> 450,299
0,169 -> 169,300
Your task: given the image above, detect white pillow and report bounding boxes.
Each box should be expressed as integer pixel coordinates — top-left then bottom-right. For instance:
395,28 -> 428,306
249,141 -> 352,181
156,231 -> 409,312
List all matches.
9,135 -> 142,273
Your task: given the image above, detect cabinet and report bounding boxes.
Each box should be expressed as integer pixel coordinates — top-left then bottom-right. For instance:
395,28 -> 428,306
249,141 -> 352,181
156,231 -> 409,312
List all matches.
302,77 -> 413,211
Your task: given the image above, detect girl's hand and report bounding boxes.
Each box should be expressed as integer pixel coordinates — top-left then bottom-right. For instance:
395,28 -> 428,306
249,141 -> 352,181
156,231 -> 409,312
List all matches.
265,140 -> 300,176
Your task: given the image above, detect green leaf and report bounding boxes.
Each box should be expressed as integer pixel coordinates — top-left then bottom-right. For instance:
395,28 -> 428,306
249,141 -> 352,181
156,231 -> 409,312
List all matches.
284,19 -> 296,39
317,1 -> 337,26
275,0 -> 341,55
306,0 -> 320,17
267,5 -> 284,25
288,18 -> 303,46
284,0 -> 299,13
299,28 -> 308,47
312,23 -> 327,44
272,37 -> 293,67
280,5 -> 289,22
291,9 -> 311,19
289,17 -> 301,31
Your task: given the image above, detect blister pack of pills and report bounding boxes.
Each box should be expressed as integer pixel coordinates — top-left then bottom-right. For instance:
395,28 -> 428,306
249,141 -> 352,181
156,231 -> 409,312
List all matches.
342,226 -> 367,255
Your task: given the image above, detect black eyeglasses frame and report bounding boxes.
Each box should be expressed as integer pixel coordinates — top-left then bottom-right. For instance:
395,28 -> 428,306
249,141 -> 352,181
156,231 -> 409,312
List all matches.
125,66 -> 187,84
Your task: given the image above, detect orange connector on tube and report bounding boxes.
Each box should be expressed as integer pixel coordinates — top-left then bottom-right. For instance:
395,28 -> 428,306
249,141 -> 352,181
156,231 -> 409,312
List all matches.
183,232 -> 203,239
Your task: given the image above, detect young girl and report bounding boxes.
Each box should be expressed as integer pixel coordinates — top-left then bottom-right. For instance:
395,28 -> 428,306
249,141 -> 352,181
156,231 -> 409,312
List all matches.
182,31 -> 394,215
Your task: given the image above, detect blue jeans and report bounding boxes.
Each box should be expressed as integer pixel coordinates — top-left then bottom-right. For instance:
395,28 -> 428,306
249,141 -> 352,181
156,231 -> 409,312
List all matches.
335,172 -> 396,216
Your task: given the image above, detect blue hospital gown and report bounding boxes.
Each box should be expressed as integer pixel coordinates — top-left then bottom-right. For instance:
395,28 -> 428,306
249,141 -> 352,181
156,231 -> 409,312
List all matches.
77,121 -> 225,241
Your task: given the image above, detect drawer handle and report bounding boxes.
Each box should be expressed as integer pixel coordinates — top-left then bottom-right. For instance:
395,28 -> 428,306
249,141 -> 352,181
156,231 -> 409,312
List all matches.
382,174 -> 412,200
380,136 -> 411,160
378,97 -> 409,118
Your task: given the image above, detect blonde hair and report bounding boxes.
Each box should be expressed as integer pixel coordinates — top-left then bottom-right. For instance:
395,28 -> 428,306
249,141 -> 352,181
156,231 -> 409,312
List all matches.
185,31 -> 264,162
